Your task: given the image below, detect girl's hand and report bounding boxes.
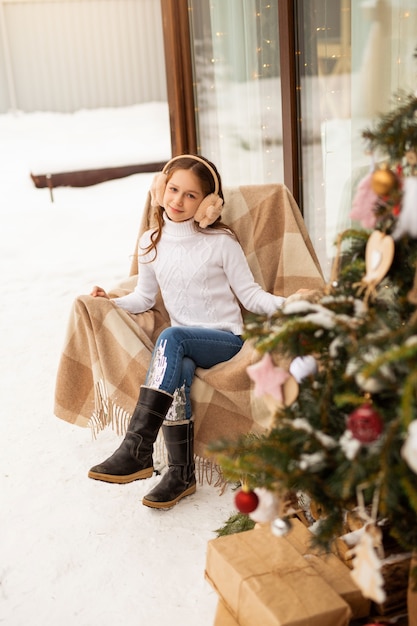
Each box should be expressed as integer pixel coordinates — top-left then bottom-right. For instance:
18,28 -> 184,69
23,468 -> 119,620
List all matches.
90,285 -> 110,299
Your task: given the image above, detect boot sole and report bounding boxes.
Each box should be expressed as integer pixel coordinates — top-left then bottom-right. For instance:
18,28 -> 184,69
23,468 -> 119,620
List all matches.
142,483 -> 197,509
88,466 -> 154,484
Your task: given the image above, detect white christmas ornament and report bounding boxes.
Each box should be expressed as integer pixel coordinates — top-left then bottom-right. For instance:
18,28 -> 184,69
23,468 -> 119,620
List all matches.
249,488 -> 280,523
271,516 -> 292,537
289,356 -> 318,382
401,420 -> 417,473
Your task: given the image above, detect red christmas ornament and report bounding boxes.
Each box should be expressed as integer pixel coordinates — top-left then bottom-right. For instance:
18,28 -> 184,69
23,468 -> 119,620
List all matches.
347,403 -> 383,443
234,489 -> 259,514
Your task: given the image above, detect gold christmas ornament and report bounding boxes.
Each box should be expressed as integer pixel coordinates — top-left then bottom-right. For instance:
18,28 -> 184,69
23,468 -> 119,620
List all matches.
370,166 -> 397,196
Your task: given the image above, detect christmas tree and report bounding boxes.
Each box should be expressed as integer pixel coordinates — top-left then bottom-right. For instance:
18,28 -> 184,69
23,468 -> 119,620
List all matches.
210,92 -> 417,604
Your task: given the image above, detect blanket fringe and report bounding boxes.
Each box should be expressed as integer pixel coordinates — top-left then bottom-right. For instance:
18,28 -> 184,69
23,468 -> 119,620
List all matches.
195,456 -> 229,493
90,380 -> 132,438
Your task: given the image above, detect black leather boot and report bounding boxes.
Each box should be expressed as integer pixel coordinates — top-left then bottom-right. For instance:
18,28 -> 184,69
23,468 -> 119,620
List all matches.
142,420 -> 196,508
88,386 -> 173,484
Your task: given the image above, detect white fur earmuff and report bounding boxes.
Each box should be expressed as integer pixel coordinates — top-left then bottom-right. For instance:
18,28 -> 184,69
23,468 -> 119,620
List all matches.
149,155 -> 223,227
150,172 -> 167,208
194,193 -> 223,228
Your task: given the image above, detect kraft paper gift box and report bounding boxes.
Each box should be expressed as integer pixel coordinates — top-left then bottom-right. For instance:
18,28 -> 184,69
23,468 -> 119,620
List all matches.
214,599 -> 240,626
284,518 -> 370,619
205,525 -> 352,626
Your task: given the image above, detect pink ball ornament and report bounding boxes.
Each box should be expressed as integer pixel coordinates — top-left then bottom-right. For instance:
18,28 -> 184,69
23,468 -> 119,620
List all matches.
347,403 -> 383,443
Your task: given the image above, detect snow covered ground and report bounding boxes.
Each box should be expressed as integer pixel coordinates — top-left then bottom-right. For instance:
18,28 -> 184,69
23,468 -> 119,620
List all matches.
0,103 -> 237,626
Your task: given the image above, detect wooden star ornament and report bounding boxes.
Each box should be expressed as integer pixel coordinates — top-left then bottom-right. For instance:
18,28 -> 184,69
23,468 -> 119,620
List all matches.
247,353 -> 299,406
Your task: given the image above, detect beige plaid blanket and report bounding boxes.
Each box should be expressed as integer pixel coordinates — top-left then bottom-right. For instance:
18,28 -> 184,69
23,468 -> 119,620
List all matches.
54,184 -> 324,461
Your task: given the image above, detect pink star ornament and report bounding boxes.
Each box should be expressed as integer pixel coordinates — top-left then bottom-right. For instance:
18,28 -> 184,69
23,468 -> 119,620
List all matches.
247,353 -> 299,407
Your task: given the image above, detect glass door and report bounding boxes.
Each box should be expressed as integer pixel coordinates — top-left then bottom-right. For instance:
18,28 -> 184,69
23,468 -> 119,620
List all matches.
297,0 -> 417,278
188,0 -> 283,186
185,0 -> 417,278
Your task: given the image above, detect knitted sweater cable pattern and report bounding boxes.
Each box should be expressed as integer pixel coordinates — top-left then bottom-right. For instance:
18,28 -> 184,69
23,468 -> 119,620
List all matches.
113,216 -> 285,335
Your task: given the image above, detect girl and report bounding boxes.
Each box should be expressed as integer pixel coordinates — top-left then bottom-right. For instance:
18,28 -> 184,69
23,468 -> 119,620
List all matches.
88,154 -> 286,509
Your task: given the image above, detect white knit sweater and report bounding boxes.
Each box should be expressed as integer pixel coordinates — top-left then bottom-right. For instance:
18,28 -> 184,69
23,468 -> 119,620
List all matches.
113,216 -> 285,335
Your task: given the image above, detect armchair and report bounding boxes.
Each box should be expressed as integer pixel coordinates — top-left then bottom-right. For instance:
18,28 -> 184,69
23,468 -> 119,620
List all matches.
54,184 -> 324,475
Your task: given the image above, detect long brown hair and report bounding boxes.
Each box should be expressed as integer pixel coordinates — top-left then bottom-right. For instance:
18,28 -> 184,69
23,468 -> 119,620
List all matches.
142,155 -> 237,260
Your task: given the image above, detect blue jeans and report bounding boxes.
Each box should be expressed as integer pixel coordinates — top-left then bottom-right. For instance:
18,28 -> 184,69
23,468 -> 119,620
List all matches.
145,326 -> 243,420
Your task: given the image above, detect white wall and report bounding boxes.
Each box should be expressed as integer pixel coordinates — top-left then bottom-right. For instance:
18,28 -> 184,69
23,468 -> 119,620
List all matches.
0,0 -> 167,113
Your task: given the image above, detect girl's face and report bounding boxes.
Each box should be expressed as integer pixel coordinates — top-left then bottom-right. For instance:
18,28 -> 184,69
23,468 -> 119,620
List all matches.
163,169 -> 205,222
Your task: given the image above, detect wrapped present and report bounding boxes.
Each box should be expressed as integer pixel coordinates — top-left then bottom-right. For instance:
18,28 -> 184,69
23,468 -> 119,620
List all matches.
214,599 -> 239,626
284,518 -> 370,619
205,524 -> 352,626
